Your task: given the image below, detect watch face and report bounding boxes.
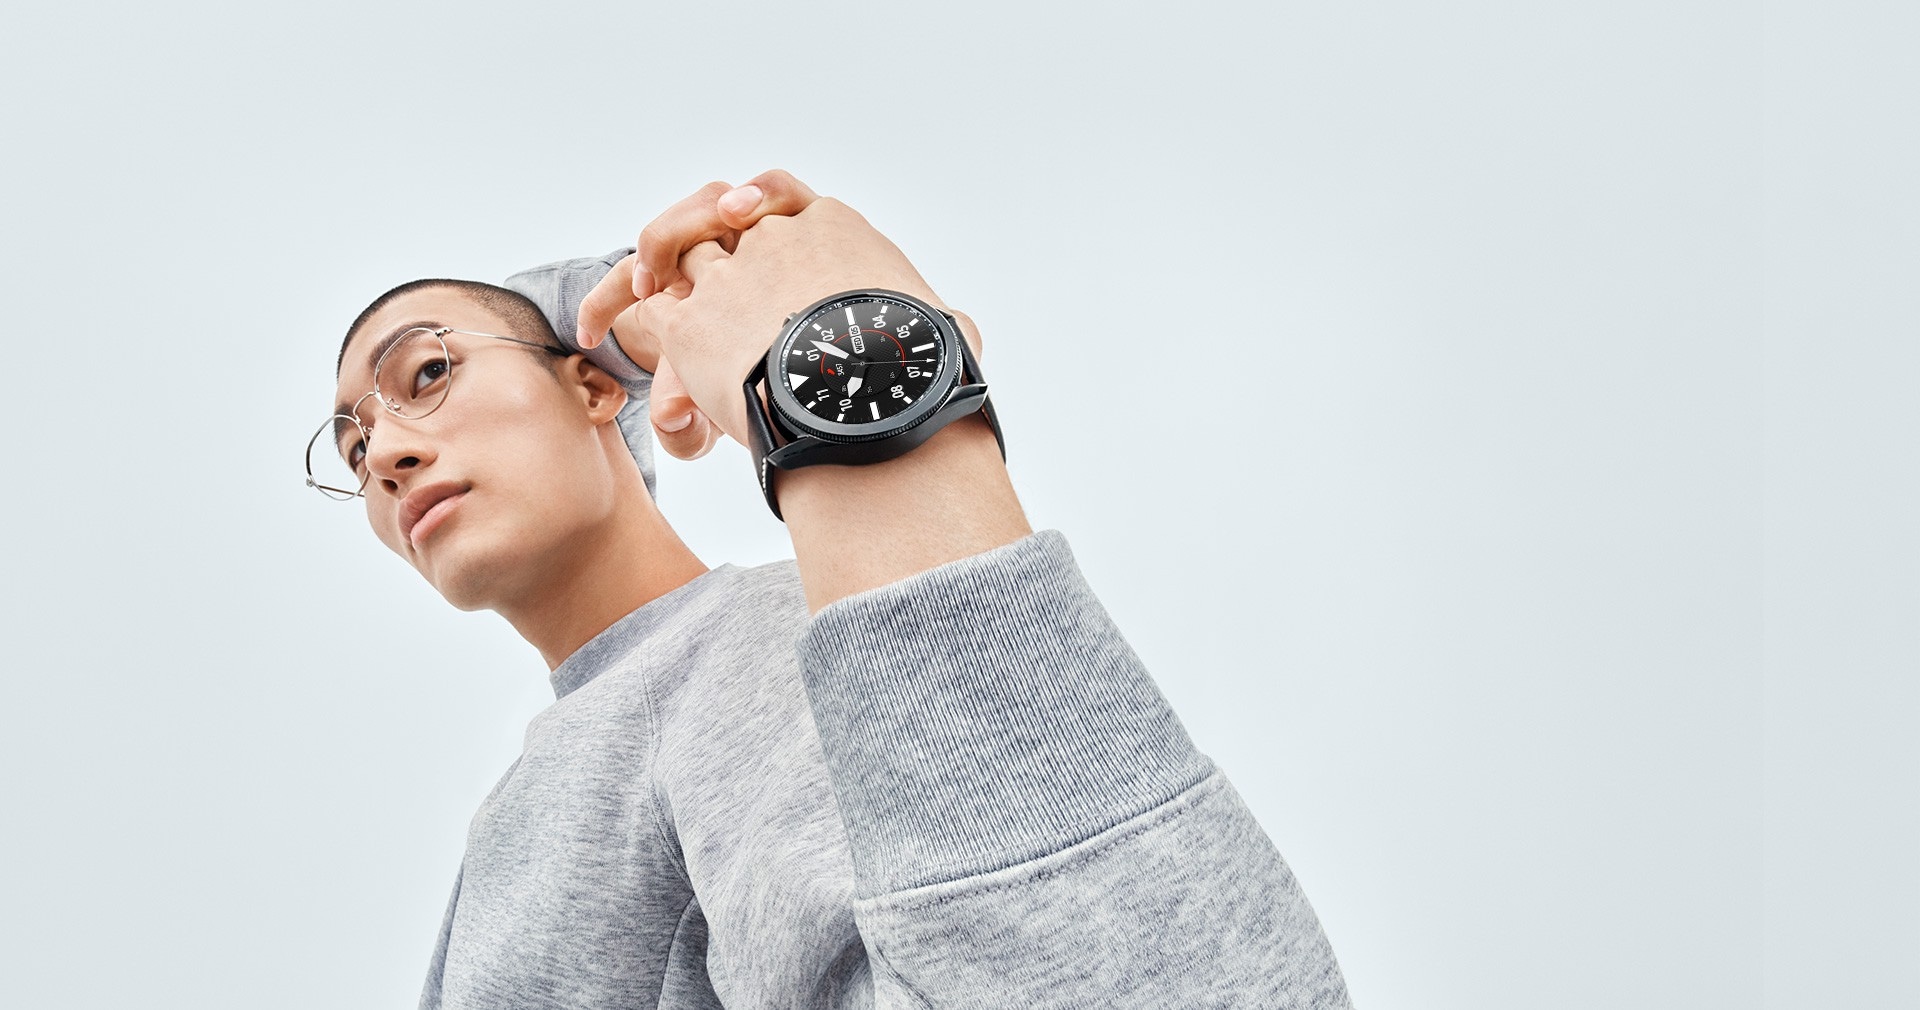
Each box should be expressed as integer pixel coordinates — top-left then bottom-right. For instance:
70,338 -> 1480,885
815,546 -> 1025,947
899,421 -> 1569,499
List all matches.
769,291 -> 957,437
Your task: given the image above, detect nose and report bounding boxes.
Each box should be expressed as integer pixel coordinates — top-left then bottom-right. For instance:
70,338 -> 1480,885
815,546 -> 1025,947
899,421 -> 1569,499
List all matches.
362,414 -> 436,496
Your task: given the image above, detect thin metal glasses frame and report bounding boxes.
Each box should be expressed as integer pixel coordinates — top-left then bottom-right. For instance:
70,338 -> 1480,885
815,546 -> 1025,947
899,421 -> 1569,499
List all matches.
304,326 -> 567,500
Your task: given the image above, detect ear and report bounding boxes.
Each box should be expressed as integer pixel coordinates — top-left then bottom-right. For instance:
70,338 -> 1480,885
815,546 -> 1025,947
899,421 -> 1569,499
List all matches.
557,355 -> 629,426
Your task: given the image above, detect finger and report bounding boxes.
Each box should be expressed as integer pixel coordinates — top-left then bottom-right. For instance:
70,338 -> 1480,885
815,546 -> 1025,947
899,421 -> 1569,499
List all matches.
624,280 -> 687,367
680,240 -> 728,286
576,252 -> 642,349
609,301 -> 662,373
649,357 -> 720,461
636,180 -> 735,298
714,169 -> 822,230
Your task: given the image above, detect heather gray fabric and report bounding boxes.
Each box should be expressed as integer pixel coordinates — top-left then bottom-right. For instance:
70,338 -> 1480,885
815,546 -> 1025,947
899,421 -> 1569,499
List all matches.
502,248 -> 657,499
421,555 -> 860,1008
419,529 -> 1351,1008
800,531 -> 1350,1007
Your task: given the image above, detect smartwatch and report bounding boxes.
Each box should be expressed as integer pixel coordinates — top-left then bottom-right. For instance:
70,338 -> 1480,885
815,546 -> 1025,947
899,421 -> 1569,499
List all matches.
742,288 -> 1006,520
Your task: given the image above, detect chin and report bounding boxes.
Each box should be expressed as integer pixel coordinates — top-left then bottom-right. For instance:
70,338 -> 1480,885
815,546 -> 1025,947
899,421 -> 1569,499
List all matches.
415,517 -> 552,613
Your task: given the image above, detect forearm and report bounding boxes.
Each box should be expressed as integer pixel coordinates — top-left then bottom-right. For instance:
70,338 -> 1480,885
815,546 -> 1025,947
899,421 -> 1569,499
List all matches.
776,412 -> 1032,614
586,174 -> 1350,1004
793,529 -> 1352,1006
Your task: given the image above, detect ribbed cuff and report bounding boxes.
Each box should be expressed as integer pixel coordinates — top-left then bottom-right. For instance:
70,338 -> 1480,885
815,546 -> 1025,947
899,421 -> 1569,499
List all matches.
795,529 -> 1214,897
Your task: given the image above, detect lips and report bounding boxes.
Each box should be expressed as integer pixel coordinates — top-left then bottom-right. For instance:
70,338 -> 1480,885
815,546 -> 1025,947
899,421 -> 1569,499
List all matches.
399,481 -> 469,550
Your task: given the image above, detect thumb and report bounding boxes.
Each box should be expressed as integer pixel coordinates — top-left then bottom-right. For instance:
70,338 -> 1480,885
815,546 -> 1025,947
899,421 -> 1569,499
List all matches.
649,357 -> 719,461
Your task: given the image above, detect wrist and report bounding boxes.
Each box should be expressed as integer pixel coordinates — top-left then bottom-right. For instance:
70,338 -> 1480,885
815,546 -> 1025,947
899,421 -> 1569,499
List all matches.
778,414 -> 1031,613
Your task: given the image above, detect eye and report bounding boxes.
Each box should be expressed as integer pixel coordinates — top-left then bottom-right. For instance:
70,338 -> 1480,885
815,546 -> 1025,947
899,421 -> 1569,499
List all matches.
413,357 -> 450,396
338,431 -> 368,474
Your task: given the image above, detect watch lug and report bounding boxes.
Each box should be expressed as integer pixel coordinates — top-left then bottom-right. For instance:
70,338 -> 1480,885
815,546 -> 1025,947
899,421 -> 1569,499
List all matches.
766,432 -> 844,468
956,323 -> 988,385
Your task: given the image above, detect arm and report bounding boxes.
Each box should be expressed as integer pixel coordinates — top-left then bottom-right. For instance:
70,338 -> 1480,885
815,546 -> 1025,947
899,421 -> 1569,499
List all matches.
574,175 -> 1033,611
582,173 -> 1353,1007
801,530 -> 1351,1009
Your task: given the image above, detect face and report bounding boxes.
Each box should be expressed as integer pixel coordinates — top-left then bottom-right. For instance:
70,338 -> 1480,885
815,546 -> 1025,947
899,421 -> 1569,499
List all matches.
334,288 -> 625,611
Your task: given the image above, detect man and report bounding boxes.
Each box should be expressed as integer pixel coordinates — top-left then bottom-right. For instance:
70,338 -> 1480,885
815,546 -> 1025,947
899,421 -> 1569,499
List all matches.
317,170 -> 1351,1008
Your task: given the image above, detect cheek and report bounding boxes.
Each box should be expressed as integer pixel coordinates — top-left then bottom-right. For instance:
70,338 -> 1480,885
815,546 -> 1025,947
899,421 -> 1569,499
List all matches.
463,393 -> 573,478
361,494 -> 406,556
465,371 -> 566,439
480,370 -> 602,451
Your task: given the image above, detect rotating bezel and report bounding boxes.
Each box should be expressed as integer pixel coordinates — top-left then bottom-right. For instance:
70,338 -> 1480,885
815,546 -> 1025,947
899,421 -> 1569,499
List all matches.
764,289 -> 963,443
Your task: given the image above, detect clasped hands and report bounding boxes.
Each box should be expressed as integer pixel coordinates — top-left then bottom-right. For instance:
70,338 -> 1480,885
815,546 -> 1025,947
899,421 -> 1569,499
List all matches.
575,170 -> 986,463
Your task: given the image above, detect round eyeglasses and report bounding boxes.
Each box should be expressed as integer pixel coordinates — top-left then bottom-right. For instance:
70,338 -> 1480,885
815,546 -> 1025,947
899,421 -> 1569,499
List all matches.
305,326 -> 567,500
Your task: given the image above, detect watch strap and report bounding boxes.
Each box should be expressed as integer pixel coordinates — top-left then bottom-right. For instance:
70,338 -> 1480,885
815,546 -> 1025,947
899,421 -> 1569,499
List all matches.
952,319 -> 1007,462
742,356 -> 789,520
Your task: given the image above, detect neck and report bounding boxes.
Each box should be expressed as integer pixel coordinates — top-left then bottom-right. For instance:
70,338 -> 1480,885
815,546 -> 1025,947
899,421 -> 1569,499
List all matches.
497,491 -> 709,672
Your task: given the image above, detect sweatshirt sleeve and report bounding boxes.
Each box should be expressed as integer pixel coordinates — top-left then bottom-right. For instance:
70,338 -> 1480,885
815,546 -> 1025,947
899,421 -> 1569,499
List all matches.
794,529 -> 1353,1009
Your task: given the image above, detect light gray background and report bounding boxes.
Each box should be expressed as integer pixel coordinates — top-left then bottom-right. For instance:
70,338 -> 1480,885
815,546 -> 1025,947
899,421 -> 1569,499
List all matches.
0,2 -> 1907,1007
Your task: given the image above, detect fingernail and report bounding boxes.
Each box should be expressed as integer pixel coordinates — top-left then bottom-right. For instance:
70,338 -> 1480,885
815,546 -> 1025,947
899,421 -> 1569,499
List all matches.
575,326 -> 594,348
634,267 -> 654,299
657,412 -> 693,433
718,185 -> 762,217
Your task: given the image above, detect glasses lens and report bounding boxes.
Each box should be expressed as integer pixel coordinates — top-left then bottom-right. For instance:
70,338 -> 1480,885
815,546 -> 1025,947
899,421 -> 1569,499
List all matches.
306,414 -> 369,500
374,328 -> 452,419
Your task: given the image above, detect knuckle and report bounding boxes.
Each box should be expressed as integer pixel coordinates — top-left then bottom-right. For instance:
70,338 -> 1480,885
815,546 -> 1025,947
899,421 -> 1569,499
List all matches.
735,218 -> 784,250
636,221 -> 671,257
814,197 -> 863,226
632,300 -> 669,338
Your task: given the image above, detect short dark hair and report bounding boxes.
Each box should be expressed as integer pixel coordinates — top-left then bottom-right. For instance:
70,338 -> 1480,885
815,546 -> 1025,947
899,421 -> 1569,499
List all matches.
338,278 -> 561,376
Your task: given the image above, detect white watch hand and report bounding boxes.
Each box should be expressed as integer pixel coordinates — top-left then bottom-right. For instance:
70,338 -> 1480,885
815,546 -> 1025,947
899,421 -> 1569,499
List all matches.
847,374 -> 864,396
811,340 -> 849,360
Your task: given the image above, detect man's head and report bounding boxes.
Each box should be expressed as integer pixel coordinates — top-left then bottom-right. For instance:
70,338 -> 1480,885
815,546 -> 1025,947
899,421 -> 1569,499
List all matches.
338,279 -> 561,378
333,280 -> 644,611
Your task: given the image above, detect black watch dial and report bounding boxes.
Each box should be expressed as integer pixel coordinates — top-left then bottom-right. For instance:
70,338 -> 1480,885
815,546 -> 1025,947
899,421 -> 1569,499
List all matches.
774,294 -> 950,429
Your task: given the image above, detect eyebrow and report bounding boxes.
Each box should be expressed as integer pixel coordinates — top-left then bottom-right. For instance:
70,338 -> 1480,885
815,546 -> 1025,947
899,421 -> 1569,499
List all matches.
334,320 -> 444,419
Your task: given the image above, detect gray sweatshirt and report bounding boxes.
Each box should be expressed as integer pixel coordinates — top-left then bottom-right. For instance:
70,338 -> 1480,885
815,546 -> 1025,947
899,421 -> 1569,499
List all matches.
417,530 -> 1351,1008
